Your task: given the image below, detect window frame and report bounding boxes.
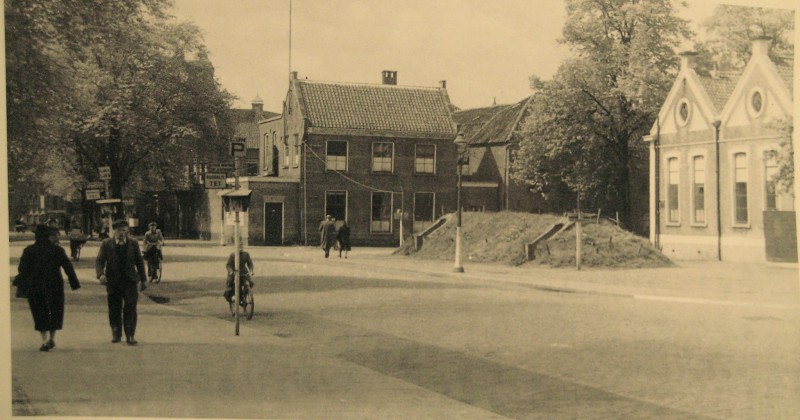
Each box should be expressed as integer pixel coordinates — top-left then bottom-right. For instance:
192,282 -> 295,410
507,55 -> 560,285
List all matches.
371,142 -> 395,173
325,140 -> 349,172
732,151 -> 750,228
413,192 -> 436,233
666,156 -> 680,225
764,149 -> 779,211
690,153 -> 707,226
324,190 -> 348,223
283,136 -> 290,169
675,98 -> 691,128
370,191 -> 393,233
293,134 -> 300,168
414,144 -> 437,174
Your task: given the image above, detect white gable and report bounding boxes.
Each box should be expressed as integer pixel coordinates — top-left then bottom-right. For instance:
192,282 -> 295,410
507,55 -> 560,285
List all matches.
649,67 -> 718,136
720,53 -> 793,126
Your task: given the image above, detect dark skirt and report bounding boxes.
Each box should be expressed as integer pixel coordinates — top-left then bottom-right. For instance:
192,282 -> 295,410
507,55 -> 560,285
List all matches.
27,290 -> 65,331
338,237 -> 351,251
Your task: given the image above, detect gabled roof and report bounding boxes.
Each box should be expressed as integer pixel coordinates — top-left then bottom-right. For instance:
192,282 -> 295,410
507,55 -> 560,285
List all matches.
776,58 -> 794,98
295,80 -> 455,137
452,105 -> 508,142
453,96 -> 534,146
697,71 -> 740,112
230,108 -> 279,149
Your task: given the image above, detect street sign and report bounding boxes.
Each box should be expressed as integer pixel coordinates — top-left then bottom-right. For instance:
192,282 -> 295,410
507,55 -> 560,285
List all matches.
85,189 -> 102,200
208,163 -> 235,173
204,173 -> 227,189
99,166 -> 111,180
86,181 -> 105,189
229,141 -> 246,157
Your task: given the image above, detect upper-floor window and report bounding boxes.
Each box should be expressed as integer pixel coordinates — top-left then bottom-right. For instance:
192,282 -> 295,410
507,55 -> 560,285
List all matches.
692,156 -> 705,224
415,144 -> 436,174
676,98 -> 691,127
293,134 -> 300,167
283,136 -> 289,168
734,153 -> 748,225
326,140 -> 348,171
667,157 -> 679,223
765,151 -> 778,211
372,142 -> 394,173
262,133 -> 270,173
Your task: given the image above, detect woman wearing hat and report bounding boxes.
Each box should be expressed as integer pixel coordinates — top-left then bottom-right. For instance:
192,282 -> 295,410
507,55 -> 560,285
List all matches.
15,225 -> 81,351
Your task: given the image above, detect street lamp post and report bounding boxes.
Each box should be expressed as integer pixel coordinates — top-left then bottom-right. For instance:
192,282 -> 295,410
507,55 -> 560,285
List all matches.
453,131 -> 467,273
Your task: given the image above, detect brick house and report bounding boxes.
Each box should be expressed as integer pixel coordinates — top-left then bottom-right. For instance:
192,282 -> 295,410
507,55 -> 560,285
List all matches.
231,95 -> 280,176
233,71 -> 458,246
452,96 -> 547,213
643,38 -> 794,262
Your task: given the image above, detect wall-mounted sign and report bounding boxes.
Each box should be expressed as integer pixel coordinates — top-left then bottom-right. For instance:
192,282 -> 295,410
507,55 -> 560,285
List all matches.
204,173 -> 226,189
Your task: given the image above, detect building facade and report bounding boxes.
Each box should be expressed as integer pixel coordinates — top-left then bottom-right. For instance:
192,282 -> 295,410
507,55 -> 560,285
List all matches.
644,38 -> 794,262
452,96 -> 547,213
228,71 -> 459,247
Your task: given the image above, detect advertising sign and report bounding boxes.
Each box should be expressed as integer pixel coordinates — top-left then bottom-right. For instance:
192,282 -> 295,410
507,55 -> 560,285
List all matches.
204,173 -> 226,189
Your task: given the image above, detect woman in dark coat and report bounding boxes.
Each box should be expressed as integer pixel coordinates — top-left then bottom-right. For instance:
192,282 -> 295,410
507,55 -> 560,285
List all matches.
16,225 -> 81,351
337,221 -> 351,259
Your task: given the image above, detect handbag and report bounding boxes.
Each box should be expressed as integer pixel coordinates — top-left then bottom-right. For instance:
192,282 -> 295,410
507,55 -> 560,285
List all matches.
13,274 -> 28,298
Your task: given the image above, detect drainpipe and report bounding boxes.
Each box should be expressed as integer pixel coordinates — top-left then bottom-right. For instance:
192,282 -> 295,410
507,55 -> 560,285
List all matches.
654,114 -> 660,250
713,119 -> 722,261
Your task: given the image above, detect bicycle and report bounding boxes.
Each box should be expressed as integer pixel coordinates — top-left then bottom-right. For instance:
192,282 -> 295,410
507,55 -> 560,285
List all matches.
228,272 -> 254,320
145,244 -> 163,283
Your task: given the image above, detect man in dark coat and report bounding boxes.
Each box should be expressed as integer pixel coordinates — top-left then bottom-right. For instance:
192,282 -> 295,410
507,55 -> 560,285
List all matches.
16,225 -> 81,351
96,219 -> 147,345
318,215 -> 337,258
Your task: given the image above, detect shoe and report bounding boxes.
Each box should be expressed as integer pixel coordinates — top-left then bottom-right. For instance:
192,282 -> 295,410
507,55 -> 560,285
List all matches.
126,337 -> 138,346
112,328 -> 122,343
47,339 -> 55,349
39,344 -> 50,352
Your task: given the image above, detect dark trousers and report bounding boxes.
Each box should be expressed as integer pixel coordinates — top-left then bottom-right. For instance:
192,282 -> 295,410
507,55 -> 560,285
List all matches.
107,282 -> 139,338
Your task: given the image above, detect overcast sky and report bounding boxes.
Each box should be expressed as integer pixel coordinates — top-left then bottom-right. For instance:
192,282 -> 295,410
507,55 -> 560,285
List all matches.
170,0 -> 795,112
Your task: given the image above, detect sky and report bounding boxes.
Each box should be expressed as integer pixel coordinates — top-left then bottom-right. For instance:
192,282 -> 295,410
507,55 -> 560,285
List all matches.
170,0 -> 796,112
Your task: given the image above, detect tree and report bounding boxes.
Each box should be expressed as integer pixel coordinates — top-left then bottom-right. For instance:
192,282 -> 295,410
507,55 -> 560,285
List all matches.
512,0 -> 690,231
5,0 -> 234,204
700,5 -> 794,71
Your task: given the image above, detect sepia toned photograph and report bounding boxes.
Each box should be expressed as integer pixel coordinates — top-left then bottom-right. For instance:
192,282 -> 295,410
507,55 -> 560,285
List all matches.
3,0 -> 798,418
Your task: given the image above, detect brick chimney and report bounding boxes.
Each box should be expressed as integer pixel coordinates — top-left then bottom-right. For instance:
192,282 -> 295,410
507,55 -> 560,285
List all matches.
291,71 -> 298,80
678,51 -> 698,70
251,94 -> 264,113
752,36 -> 771,57
382,70 -> 397,85
439,80 -> 447,89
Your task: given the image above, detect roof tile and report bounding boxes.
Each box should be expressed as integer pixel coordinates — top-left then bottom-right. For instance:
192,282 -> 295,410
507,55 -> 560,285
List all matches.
297,81 -> 454,135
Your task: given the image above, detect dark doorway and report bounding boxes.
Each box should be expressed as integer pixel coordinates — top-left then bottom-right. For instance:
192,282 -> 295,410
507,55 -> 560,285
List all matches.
264,202 -> 283,245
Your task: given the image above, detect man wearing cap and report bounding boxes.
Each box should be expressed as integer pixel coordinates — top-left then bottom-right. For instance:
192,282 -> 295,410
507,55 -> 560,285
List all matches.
96,219 -> 147,345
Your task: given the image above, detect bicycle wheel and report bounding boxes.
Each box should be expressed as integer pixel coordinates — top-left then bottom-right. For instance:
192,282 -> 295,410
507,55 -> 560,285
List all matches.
244,288 -> 254,320
229,297 -> 236,317
75,245 -> 81,261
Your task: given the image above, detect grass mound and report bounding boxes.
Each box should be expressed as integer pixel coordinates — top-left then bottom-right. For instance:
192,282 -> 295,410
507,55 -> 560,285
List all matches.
394,211 -> 671,268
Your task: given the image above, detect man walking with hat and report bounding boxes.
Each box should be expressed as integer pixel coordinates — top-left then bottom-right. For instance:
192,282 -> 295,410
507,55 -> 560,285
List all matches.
96,219 -> 147,345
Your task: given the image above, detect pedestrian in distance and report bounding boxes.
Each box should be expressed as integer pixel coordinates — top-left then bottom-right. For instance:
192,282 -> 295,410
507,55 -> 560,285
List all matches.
15,224 -> 81,352
337,220 -> 351,259
95,219 -> 147,346
318,215 -> 337,258
224,241 -> 255,304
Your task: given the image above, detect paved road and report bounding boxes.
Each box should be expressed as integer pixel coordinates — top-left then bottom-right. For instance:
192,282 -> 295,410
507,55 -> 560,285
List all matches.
7,241 -> 800,419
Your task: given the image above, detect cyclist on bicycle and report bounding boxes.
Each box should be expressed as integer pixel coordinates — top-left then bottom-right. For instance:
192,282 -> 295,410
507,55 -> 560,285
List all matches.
224,241 -> 254,303
142,222 -> 165,282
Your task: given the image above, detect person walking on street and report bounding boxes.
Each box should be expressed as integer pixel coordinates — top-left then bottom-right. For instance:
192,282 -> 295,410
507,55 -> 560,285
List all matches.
96,219 -> 147,346
15,225 -> 81,351
318,215 -> 337,258
142,222 -> 165,282
337,220 -> 351,259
